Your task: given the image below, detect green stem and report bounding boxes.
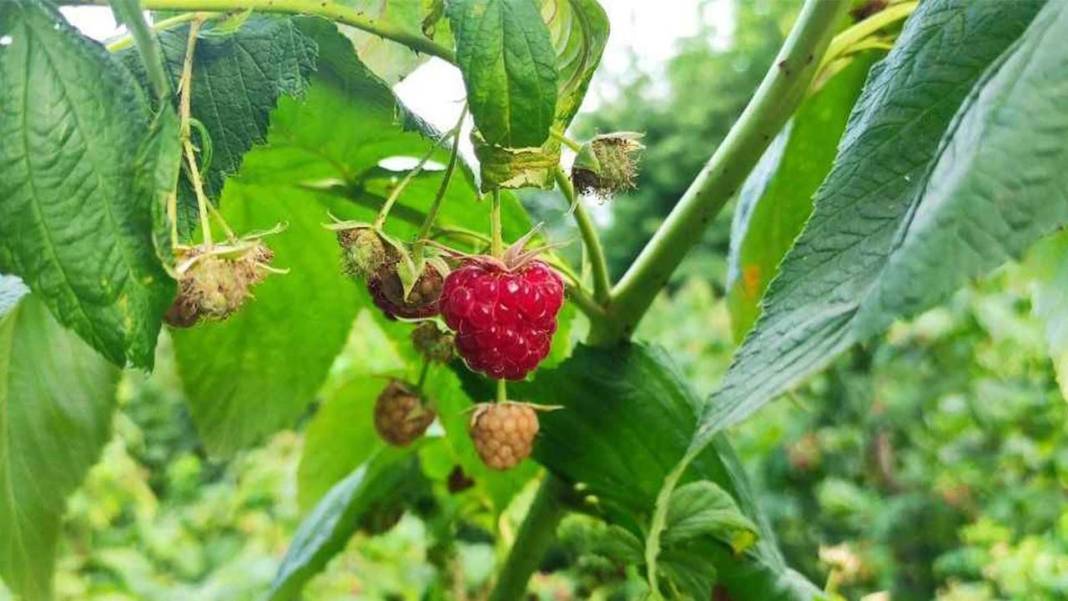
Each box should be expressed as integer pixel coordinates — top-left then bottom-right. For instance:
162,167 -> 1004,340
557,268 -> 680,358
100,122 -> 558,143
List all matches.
488,475 -> 569,601
496,379 -> 507,403
590,0 -> 848,345
490,190 -> 503,257
550,128 -> 582,152
67,0 -> 456,62
553,167 -> 610,305
372,147 -> 436,229
105,11 -> 212,52
416,359 -> 431,391
414,109 -> 466,257
108,0 -> 172,99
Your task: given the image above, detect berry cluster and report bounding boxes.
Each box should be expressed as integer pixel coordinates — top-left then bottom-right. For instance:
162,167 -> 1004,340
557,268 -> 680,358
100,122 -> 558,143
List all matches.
165,241 -> 275,328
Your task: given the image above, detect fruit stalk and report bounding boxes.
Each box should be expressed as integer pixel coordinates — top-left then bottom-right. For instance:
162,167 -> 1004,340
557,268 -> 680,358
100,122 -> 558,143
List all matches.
590,0 -> 849,346
64,0 -> 457,62
553,167 -> 611,305
372,145 -> 437,229
413,108 -> 466,259
487,475 -> 569,601
489,190 -> 503,257
178,18 -> 214,247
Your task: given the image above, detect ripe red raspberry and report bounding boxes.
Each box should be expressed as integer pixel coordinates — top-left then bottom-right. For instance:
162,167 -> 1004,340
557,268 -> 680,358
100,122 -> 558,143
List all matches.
440,258 -> 564,380
469,402 -> 539,470
368,263 -> 444,320
374,380 -> 435,446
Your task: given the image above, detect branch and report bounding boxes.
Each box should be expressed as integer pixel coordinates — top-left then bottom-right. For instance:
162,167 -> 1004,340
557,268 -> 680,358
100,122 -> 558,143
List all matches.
63,0 -> 456,63
589,0 -> 849,346
488,474 -> 570,601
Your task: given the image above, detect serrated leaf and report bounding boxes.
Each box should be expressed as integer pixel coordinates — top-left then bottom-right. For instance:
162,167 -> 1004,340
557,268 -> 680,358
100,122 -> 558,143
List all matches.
120,15 -> 318,202
726,52 -> 878,341
449,0 -> 559,148
0,1 -> 176,368
696,0 -> 1046,447
268,449 -> 424,601
0,287 -> 120,601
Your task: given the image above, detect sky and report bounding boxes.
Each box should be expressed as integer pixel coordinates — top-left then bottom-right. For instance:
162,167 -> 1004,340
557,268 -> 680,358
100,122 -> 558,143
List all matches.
61,1 -> 733,133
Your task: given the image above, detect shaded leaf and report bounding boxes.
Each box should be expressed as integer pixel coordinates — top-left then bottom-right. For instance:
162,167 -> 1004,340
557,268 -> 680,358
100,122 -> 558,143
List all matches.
0,1 -> 175,368
120,15 -> 318,208
268,449 -> 424,601
0,287 -> 120,601
338,0 -> 454,84
171,183 -> 362,456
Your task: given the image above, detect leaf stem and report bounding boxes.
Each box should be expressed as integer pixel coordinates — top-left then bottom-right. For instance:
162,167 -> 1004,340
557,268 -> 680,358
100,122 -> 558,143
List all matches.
553,167 -> 610,305
488,474 -> 569,601
414,108 -> 466,257
66,0 -> 456,63
372,146 -> 437,230
490,190 -> 503,258
820,1 -> 916,73
590,0 -> 848,345
177,18 -> 214,247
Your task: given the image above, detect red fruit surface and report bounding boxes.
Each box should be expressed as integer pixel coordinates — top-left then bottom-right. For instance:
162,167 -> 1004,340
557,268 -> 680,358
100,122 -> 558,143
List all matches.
440,259 -> 564,380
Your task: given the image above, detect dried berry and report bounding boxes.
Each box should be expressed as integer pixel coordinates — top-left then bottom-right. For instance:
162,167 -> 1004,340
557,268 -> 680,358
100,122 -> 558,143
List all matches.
164,241 -> 275,328
411,321 -> 456,363
374,380 -> 435,446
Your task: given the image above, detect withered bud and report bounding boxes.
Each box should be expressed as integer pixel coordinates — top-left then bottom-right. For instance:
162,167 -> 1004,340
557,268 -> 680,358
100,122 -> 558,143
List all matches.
570,132 -> 644,200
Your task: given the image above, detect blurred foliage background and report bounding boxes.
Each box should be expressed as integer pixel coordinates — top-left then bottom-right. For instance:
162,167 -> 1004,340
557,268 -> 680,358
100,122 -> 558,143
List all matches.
4,1 -> 1067,599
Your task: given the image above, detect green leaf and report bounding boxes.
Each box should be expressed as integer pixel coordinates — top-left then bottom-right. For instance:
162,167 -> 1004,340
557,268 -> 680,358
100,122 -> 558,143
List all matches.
665,481 -> 758,551
491,343 -> 820,600
338,0 -> 454,84
121,15 -> 318,201
448,0 -> 559,148
269,449 -> 425,601
696,0 -> 1046,445
0,1 -> 176,368
1027,231 -> 1068,400
471,0 -> 609,190
171,183 -> 362,456
726,52 -> 878,341
0,286 -> 120,601
297,310 -> 410,510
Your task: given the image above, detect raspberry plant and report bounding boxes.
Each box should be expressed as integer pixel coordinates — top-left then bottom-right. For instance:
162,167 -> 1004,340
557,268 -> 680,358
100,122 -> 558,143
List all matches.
1,0 -> 1067,599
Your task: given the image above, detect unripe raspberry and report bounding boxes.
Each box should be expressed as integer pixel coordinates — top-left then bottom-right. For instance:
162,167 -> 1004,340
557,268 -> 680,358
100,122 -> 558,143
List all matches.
164,242 -> 275,328
337,227 -> 393,280
411,321 -> 455,363
374,380 -> 435,446
468,402 -> 539,470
